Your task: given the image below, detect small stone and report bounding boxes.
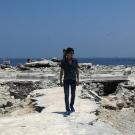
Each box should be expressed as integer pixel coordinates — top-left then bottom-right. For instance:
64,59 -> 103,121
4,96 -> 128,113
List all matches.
116,100 -> 124,109
5,107 -> 12,112
0,108 -> 5,114
101,99 -> 117,110
132,97 -> 135,103
6,101 -> 13,107
0,104 -> 4,108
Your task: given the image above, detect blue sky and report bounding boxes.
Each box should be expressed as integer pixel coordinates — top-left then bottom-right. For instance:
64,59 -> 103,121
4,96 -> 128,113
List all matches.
0,0 -> 135,58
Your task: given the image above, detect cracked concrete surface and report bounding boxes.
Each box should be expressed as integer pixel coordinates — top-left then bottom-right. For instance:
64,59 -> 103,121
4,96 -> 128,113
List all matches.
0,86 -> 123,135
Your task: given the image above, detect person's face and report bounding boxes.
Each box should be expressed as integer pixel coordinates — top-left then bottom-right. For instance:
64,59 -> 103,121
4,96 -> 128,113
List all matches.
66,51 -> 74,59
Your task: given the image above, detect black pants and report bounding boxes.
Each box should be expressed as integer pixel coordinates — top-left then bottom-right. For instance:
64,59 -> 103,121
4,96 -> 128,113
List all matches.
64,80 -> 76,111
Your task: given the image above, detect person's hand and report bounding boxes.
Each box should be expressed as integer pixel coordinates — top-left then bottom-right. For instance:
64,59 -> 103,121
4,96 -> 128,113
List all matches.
76,79 -> 79,86
60,81 -> 63,87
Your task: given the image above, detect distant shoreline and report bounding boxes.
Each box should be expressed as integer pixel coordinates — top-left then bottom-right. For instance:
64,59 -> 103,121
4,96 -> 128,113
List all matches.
1,58 -> 135,66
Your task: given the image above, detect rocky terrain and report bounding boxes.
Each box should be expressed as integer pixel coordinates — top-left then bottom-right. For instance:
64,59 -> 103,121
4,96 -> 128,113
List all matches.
0,59 -> 59,117
80,64 -> 135,135
0,59 -> 135,135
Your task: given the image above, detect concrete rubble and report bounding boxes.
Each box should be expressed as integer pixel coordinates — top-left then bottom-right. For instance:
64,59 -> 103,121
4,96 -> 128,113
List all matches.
0,60 -> 135,134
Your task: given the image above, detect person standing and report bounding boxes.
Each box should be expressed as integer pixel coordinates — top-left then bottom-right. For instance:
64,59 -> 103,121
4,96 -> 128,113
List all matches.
60,47 -> 79,115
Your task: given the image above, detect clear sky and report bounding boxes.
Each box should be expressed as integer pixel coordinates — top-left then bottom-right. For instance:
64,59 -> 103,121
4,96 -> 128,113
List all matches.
0,0 -> 135,58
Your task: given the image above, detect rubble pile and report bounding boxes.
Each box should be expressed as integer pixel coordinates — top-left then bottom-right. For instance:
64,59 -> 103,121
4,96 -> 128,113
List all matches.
0,79 -> 58,116
81,81 -> 104,98
24,59 -> 58,68
81,80 -> 135,110
115,82 -> 135,108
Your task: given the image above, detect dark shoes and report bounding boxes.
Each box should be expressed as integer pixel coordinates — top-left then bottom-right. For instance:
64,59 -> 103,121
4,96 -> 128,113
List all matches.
70,107 -> 75,112
65,111 -> 70,115
65,107 -> 75,116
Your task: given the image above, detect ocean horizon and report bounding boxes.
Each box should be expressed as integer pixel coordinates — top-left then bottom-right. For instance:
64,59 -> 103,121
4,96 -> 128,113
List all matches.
1,57 -> 135,66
